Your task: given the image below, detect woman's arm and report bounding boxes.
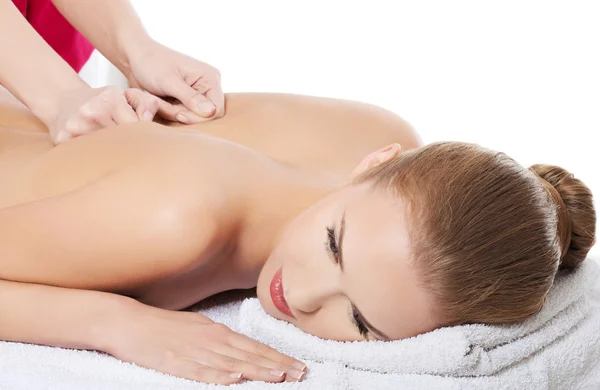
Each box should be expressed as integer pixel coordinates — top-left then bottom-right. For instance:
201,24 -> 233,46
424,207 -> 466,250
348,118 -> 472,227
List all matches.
51,0 -> 224,122
50,0 -> 150,77
0,279 -> 304,384
0,0 -> 157,143
0,279 -> 132,351
0,0 -> 88,125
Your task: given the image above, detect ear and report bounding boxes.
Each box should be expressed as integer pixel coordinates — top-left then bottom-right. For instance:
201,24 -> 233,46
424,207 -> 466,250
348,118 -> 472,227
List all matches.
351,143 -> 402,177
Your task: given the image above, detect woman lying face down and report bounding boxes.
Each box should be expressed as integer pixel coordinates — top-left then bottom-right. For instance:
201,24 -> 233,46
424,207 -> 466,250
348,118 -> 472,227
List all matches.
0,92 -> 595,385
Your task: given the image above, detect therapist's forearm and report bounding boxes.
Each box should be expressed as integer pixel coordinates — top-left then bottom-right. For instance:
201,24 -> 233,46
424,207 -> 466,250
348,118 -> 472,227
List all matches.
0,0 -> 88,125
51,0 -> 152,77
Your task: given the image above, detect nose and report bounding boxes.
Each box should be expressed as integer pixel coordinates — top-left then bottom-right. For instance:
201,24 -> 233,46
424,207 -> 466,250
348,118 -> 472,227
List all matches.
285,267 -> 340,314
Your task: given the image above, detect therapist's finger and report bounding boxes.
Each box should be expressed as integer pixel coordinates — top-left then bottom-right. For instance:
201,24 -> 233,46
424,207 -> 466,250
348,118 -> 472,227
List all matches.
77,103 -> 116,130
204,83 -> 225,120
93,115 -> 118,129
163,76 -> 216,119
125,89 -> 160,122
111,94 -> 139,124
57,116 -> 95,143
155,98 -> 207,125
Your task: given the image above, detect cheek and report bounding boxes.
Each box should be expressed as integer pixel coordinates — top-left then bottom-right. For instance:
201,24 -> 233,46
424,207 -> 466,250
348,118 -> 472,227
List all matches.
277,209 -> 323,265
294,298 -> 362,341
277,193 -> 344,266
257,213 -> 315,316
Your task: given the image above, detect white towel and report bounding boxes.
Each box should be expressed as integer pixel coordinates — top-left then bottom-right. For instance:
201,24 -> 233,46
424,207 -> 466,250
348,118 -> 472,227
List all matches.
1,259 -> 599,390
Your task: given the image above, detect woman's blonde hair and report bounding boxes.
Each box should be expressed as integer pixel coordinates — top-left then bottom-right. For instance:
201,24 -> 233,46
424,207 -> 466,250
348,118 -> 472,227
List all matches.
356,142 -> 596,325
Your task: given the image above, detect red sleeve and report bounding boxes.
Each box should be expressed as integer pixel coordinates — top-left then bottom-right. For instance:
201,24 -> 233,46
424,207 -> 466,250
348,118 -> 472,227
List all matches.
12,0 -> 95,73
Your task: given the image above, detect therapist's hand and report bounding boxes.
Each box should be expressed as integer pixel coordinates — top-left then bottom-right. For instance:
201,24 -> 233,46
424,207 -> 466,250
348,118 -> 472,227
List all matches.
49,86 -> 160,145
125,41 -> 225,125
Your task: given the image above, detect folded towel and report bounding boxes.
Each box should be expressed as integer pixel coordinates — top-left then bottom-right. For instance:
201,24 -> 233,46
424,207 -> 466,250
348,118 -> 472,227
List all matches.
237,259 -> 600,389
1,260 -> 599,390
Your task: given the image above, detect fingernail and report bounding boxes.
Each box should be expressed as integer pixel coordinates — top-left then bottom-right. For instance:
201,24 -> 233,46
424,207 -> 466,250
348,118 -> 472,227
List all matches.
269,369 -> 285,378
142,111 -> 153,122
198,102 -> 215,115
229,372 -> 242,379
175,113 -> 189,124
292,362 -> 307,371
287,368 -> 305,380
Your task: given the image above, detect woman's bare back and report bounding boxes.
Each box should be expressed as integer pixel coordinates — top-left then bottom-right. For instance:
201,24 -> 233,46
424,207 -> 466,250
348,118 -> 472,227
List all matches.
0,92 -> 421,193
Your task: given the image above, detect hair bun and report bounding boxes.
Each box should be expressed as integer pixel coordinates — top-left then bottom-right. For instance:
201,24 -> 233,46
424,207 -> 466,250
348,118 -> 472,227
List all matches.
529,164 -> 596,269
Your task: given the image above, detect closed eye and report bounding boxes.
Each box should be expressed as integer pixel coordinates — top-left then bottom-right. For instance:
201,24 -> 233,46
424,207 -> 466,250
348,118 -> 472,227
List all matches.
325,222 -> 369,338
351,304 -> 370,338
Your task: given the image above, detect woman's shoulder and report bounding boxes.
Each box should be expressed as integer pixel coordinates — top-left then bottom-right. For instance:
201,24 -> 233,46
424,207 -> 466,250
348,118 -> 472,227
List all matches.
179,93 -> 424,174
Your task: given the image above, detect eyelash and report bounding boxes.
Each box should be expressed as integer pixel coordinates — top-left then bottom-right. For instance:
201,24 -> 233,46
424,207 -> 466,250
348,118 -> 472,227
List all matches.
326,227 -> 339,262
352,305 -> 370,338
325,226 -> 369,338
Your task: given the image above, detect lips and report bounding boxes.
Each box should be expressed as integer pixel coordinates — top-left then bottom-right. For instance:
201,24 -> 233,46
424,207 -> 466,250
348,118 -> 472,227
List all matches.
270,268 -> 295,318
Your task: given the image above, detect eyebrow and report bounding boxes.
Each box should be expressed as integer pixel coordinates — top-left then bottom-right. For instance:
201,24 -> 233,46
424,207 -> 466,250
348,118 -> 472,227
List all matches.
338,211 -> 392,341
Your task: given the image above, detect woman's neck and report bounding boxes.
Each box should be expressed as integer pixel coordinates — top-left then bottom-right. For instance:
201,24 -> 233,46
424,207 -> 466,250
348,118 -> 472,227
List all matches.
225,158 -> 345,288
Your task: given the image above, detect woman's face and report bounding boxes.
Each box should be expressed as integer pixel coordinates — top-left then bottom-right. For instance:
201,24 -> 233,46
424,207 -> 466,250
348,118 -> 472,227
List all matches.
256,182 -> 438,341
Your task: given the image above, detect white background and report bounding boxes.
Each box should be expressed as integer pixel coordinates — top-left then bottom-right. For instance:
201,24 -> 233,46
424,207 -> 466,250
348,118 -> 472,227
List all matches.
90,0 -> 600,259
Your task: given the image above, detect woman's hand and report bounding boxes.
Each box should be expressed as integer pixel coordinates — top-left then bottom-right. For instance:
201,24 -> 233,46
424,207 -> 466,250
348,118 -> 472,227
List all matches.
125,41 -> 225,125
108,304 -> 307,385
49,86 -> 160,144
